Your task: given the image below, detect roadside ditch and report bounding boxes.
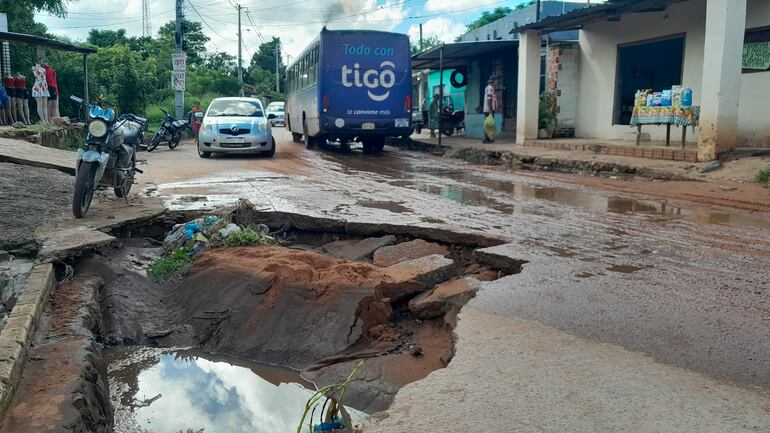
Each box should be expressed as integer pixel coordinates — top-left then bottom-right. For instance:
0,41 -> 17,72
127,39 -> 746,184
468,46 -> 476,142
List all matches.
0,201 -> 525,432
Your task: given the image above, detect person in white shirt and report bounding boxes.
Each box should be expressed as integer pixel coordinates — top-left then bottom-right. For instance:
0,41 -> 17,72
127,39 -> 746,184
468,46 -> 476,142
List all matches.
482,76 -> 497,143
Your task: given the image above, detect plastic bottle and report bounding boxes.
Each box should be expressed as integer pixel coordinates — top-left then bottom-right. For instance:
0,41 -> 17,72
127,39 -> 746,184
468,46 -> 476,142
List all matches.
681,87 -> 693,107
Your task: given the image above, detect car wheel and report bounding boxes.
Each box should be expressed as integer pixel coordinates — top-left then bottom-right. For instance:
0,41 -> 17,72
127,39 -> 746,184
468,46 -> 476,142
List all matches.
263,136 -> 276,158
198,145 -> 211,158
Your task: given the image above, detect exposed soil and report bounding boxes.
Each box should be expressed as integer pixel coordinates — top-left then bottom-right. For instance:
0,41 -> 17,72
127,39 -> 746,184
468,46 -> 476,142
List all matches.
1,275 -> 113,433
84,221 -> 510,414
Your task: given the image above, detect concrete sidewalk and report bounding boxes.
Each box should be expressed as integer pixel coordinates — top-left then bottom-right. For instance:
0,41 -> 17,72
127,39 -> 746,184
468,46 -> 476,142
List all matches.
405,133 -> 732,181
0,137 -> 75,175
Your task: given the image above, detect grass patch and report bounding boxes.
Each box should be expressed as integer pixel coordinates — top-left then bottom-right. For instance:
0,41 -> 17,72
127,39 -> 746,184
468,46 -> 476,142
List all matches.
223,228 -> 275,247
756,168 -> 770,184
148,247 -> 193,283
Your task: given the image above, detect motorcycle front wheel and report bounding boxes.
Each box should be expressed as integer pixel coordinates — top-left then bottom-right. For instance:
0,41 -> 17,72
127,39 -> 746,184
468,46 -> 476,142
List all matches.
147,133 -> 161,152
72,161 -> 97,218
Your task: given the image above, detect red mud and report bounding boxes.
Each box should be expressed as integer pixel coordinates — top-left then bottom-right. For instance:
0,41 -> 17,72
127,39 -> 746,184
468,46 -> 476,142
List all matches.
168,245 -> 469,412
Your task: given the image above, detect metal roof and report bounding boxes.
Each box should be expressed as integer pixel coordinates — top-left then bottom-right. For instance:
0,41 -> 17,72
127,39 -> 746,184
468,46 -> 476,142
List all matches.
411,40 -> 519,70
0,31 -> 96,54
510,0 -> 687,35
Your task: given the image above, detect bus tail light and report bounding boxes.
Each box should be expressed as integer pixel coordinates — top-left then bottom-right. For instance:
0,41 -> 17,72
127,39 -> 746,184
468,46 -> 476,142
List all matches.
405,95 -> 411,112
322,95 -> 330,112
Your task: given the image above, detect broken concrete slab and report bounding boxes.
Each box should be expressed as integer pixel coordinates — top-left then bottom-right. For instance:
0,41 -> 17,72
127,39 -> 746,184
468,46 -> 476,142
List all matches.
380,254 -> 457,300
322,235 -> 397,261
0,137 -> 76,175
373,239 -> 449,267
474,243 -> 529,274
37,226 -> 115,262
409,277 -> 481,319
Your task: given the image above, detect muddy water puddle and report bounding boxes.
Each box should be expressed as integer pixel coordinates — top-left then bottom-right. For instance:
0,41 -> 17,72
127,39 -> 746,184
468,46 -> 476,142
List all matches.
107,347 -> 364,433
318,155 -> 770,230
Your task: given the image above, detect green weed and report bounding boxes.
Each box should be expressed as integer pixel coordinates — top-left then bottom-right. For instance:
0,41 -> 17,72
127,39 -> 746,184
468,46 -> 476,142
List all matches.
147,247 -> 193,283
756,169 -> 770,184
222,228 -> 273,247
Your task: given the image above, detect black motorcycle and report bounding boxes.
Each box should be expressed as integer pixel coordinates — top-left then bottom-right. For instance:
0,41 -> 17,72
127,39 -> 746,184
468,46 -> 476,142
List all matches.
70,95 -> 147,218
146,108 -> 188,152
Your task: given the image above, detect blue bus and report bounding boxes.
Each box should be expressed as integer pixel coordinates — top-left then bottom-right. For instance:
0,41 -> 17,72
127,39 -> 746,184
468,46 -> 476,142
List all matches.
285,29 -> 412,154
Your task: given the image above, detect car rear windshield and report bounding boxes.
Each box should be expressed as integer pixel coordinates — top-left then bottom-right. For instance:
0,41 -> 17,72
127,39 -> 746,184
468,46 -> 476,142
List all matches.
207,100 -> 264,117
267,103 -> 284,112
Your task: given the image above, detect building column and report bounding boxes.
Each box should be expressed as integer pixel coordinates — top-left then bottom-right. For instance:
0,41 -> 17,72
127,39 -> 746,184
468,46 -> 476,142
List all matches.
697,0 -> 747,161
517,29 -> 541,144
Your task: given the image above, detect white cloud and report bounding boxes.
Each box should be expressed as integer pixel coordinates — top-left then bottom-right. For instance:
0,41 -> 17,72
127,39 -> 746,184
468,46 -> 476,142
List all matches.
407,17 -> 466,44
34,0 -> 407,64
424,0 -> 480,13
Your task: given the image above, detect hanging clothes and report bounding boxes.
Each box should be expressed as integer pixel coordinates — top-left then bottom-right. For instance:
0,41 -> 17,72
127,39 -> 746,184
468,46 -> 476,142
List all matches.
14,76 -> 28,99
42,64 -> 58,100
31,65 -> 49,98
0,85 -> 8,109
3,76 -> 15,98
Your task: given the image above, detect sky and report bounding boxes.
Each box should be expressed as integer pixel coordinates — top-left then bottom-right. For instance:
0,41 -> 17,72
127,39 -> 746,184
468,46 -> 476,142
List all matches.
34,0 -> 597,64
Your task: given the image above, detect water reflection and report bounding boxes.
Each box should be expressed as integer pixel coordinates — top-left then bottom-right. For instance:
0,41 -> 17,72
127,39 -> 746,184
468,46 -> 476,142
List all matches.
108,348 -> 362,433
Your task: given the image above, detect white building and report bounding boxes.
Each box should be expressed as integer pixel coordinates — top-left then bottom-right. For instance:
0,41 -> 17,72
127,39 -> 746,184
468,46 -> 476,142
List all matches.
515,0 -> 770,161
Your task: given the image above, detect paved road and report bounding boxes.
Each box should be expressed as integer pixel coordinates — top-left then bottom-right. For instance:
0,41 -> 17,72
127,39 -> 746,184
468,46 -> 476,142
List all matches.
139,129 -> 770,430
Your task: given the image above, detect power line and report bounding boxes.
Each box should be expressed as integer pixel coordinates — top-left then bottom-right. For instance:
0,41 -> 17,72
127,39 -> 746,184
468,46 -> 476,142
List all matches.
185,0 -> 237,42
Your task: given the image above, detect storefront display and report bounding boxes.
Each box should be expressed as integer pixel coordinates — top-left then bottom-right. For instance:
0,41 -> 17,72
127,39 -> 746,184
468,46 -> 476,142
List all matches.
630,85 -> 700,148
31,63 -> 51,126
14,73 -> 31,124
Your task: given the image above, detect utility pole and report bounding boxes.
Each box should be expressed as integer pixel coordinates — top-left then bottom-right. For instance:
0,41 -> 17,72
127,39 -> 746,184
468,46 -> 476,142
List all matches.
275,41 -> 280,93
419,23 -> 423,51
237,3 -> 244,97
536,0 -> 542,22
174,0 -> 184,119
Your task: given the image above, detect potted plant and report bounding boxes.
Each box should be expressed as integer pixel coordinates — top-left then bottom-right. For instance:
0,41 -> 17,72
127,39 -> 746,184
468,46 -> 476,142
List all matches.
538,91 -> 557,139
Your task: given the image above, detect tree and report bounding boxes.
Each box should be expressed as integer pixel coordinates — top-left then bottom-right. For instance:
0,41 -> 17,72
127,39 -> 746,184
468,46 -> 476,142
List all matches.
411,36 -> 441,55
87,29 -> 129,48
204,51 -> 237,74
157,19 -> 210,67
249,37 -> 284,76
466,7 -> 513,31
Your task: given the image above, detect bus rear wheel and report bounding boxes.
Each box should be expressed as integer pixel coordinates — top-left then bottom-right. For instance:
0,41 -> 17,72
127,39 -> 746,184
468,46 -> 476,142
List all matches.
303,120 -> 315,149
292,132 -> 302,143
362,137 -> 385,154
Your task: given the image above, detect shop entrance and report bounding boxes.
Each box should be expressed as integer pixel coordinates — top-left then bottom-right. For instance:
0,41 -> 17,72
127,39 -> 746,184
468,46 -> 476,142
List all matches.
614,35 -> 685,125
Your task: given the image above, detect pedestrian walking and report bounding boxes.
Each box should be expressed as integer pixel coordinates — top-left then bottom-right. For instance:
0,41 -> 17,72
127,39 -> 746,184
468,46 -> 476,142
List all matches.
483,76 -> 498,144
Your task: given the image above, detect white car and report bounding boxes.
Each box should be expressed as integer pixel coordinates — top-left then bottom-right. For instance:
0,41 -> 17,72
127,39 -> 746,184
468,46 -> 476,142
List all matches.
198,97 -> 276,158
265,101 -> 285,127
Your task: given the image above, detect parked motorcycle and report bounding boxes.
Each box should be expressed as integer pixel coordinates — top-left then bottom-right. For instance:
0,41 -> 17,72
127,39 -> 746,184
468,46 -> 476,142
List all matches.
70,95 -> 147,218
146,108 -> 188,151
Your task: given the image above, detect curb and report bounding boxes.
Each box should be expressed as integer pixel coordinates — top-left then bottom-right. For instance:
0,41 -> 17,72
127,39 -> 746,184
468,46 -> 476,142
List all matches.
0,263 -> 55,420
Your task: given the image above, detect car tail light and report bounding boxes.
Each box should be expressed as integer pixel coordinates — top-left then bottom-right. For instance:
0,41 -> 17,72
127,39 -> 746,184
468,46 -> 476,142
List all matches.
405,95 -> 411,112
322,95 -> 330,112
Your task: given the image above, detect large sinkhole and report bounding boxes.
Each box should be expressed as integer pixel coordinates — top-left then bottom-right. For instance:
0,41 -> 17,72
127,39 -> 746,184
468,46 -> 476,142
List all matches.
47,204 -> 518,431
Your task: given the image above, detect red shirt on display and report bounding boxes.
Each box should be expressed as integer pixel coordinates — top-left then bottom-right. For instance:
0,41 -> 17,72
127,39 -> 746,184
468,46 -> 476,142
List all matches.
3,76 -> 14,89
14,76 -> 26,89
42,65 -> 58,90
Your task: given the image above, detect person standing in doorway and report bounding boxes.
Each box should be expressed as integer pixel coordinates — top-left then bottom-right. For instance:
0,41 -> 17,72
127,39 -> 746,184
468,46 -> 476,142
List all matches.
482,76 -> 497,143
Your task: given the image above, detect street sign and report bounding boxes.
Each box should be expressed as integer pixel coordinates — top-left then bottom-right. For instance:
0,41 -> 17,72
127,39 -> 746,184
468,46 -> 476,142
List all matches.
172,53 -> 187,71
172,71 -> 185,91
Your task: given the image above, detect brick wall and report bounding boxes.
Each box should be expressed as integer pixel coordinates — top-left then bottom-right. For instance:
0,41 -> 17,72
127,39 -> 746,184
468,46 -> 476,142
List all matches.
547,42 -> 579,137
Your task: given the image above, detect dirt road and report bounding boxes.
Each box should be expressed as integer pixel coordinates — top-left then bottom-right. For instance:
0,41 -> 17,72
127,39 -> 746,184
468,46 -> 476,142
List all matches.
137,130 -> 770,429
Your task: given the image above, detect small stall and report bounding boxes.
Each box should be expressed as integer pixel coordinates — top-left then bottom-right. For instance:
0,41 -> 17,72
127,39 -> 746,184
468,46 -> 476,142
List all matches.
0,30 -> 96,126
630,87 -> 700,148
